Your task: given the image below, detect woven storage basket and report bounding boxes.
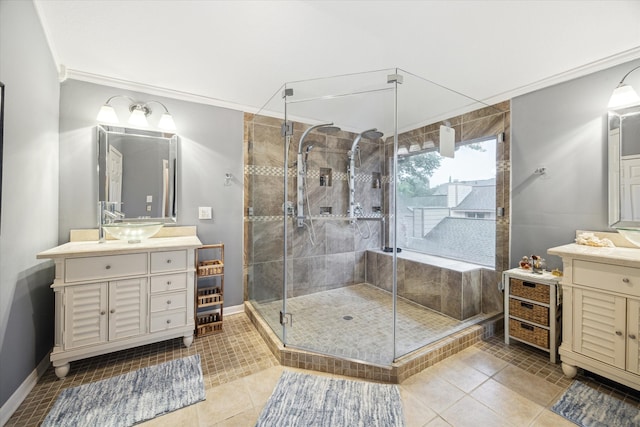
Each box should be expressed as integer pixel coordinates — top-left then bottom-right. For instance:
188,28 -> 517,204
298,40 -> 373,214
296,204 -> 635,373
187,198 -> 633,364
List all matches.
198,259 -> 224,276
509,298 -> 549,326
510,278 -> 549,303
509,319 -> 549,349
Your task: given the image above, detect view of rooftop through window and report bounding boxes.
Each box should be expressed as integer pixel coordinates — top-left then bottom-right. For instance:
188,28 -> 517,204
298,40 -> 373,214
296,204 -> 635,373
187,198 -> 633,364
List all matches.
397,138 -> 497,267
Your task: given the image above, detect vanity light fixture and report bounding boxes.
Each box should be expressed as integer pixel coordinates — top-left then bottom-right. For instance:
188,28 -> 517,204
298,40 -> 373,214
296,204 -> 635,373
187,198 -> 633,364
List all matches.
96,95 -> 177,131
608,65 -> 640,109
397,144 -> 409,155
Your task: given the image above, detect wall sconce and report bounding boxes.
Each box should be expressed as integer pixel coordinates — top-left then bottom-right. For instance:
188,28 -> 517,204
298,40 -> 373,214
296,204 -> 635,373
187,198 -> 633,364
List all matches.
408,140 -> 422,152
397,144 -> 409,155
608,65 -> 640,109
96,95 -> 176,131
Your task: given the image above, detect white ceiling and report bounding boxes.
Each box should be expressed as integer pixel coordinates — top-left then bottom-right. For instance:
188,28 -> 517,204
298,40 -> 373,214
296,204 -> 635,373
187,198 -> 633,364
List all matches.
35,0 -> 640,131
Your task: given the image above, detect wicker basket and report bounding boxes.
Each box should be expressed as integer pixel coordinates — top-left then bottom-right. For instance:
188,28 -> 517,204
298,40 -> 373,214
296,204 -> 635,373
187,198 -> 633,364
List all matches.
509,298 -> 549,326
509,318 -> 549,349
510,278 -> 549,303
198,259 -> 224,276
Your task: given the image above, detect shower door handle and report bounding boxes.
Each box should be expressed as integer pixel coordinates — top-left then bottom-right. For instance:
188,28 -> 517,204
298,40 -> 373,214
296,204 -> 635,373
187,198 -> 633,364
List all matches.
279,311 -> 293,326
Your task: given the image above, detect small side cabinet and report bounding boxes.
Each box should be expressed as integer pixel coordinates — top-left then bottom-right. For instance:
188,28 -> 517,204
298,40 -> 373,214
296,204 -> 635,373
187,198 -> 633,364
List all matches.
504,268 -> 562,363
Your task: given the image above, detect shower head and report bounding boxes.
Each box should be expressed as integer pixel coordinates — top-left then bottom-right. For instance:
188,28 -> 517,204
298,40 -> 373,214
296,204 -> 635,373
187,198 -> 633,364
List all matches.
305,144 -> 314,153
350,128 -> 380,154
298,122 -> 334,154
362,130 -> 383,140
317,125 -> 341,134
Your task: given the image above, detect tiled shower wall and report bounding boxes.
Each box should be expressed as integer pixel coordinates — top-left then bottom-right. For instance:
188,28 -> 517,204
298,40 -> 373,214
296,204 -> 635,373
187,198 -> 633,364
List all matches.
244,114 -> 385,302
244,100 -> 510,317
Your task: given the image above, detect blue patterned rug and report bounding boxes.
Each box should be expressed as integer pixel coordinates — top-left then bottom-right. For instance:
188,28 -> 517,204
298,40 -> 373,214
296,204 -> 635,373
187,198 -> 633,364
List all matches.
43,354 -> 205,427
552,381 -> 640,427
255,371 -> 405,427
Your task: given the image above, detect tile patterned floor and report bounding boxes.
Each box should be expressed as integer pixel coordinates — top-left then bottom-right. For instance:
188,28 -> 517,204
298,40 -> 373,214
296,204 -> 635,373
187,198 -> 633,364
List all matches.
6,312 -> 640,426
254,283 -> 496,365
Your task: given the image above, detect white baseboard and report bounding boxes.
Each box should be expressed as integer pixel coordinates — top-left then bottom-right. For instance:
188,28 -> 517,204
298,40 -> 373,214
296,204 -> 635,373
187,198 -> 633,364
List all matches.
0,352 -> 50,426
224,304 -> 244,316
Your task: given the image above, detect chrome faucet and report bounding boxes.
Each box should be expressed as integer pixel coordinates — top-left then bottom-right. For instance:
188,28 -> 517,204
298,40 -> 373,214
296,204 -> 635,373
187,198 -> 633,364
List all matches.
98,201 -> 125,243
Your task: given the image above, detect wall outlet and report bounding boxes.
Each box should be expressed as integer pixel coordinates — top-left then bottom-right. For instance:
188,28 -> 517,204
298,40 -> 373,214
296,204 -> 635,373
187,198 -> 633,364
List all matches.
198,206 -> 212,220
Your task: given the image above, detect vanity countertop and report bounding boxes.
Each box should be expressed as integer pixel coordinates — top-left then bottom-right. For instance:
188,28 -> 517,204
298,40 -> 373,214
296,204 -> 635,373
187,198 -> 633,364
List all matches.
548,243 -> 640,268
37,235 -> 203,259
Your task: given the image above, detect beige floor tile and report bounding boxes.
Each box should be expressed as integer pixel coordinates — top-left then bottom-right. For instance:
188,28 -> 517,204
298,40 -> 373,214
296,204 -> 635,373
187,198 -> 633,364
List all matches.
400,387 -> 438,427
138,404 -> 199,426
458,347 -> 509,376
197,380 -> 254,426
242,365 -> 284,408
493,365 -> 564,407
470,378 -> 544,425
425,416 -> 452,426
428,356 -> 490,393
215,407 -> 262,426
440,396 -> 511,427
401,372 -> 465,414
530,408 -> 579,427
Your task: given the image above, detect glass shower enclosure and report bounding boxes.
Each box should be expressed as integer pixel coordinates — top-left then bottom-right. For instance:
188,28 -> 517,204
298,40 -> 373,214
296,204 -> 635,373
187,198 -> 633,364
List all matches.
247,68 -> 505,367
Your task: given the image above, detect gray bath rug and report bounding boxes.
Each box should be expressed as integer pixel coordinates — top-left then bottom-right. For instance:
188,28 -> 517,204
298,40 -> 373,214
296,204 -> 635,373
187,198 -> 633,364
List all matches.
42,354 -> 205,427
551,380 -> 640,427
255,371 -> 405,427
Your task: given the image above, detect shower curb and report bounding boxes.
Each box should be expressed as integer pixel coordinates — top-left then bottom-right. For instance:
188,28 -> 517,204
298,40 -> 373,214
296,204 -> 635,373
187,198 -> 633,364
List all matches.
244,301 -> 504,384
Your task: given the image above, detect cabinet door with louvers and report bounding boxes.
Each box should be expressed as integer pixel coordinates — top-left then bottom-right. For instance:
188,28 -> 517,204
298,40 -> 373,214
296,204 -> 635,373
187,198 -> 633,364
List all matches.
65,283 -> 108,349
573,288 -> 626,369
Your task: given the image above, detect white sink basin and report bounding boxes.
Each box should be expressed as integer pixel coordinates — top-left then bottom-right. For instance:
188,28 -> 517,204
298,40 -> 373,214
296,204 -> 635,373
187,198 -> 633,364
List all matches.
102,222 -> 163,243
617,227 -> 640,248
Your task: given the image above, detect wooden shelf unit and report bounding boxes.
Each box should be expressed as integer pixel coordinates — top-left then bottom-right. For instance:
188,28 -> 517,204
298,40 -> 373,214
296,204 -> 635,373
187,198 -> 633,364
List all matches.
195,243 -> 224,336
504,268 -> 562,363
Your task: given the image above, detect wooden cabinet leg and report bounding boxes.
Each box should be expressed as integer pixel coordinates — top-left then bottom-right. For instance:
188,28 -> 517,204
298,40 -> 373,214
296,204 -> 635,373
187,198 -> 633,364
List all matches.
561,362 -> 578,378
54,363 -> 70,379
183,334 -> 194,348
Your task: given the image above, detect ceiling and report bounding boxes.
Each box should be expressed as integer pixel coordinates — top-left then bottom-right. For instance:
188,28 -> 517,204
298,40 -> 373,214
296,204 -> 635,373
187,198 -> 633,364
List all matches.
35,0 -> 640,132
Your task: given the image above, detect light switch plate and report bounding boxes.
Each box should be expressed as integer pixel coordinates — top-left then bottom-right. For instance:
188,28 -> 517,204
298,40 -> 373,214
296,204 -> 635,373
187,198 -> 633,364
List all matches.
146,195 -> 153,203
198,206 -> 212,220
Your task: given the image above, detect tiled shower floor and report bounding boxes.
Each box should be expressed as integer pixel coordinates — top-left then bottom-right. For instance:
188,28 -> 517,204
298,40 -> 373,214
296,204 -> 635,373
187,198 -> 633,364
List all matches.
252,283 -> 497,366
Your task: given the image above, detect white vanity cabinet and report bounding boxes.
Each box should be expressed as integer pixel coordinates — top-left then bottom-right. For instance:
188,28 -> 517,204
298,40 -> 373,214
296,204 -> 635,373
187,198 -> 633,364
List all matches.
38,235 -> 202,378
548,243 -> 640,390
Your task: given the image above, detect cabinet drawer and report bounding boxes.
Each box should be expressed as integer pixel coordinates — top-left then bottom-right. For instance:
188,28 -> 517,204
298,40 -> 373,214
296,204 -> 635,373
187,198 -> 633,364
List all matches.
65,253 -> 147,283
509,318 -> 549,349
509,278 -> 550,303
150,291 -> 187,313
509,298 -> 549,326
150,273 -> 187,293
150,310 -> 186,333
151,250 -> 187,273
573,260 -> 640,297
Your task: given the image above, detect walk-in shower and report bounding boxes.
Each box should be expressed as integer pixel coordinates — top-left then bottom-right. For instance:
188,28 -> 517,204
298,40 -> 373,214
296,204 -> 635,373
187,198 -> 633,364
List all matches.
245,68 -> 509,381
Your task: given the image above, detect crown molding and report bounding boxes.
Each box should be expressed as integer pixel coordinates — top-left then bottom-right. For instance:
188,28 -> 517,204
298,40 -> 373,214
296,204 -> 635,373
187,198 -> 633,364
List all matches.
480,46 -> 640,105
64,68 -> 261,114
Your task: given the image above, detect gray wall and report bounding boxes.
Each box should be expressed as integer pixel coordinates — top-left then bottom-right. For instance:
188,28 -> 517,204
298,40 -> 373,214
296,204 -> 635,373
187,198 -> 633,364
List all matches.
0,0 -> 60,408
59,79 -> 245,307
511,58 -> 640,270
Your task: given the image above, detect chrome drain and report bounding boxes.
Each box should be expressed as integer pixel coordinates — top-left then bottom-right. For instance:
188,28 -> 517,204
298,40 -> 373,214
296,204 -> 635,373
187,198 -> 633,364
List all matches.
343,315 -> 353,320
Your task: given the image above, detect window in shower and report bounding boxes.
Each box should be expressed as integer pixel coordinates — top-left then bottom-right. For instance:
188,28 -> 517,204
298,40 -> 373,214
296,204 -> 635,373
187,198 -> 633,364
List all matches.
397,137 -> 497,267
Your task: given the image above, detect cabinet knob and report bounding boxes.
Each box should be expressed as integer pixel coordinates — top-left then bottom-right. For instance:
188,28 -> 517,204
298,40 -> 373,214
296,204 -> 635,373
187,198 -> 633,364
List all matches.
622,277 -> 630,283
167,300 -> 172,305
615,330 -> 623,336
110,309 -> 115,314
100,311 -> 106,315
166,259 -> 172,264
630,334 -> 637,340
166,319 -> 171,324
166,281 -> 172,286
105,265 -> 111,270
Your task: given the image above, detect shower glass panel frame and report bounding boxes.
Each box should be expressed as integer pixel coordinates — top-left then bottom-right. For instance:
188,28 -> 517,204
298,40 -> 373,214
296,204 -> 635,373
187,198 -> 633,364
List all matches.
247,68 -> 505,367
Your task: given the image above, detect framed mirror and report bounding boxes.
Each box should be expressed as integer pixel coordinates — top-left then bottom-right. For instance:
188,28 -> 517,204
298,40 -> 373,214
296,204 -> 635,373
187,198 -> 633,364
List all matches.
97,125 -> 178,223
608,104 -> 640,229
